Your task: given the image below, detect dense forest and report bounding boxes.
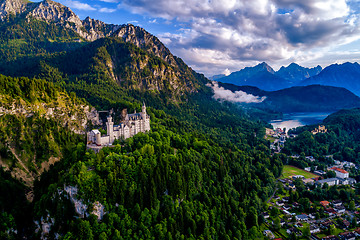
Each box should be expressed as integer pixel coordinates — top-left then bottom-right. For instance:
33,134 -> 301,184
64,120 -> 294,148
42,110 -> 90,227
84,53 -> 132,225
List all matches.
32,107 -> 283,240
0,70 -> 285,239
0,41 -> 286,239
283,109 -> 360,168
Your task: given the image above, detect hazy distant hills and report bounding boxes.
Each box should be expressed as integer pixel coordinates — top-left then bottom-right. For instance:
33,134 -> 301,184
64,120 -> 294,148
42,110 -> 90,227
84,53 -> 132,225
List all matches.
214,61 -> 360,97
214,62 -> 322,91
218,82 -> 360,113
209,74 -> 226,80
299,62 -> 360,96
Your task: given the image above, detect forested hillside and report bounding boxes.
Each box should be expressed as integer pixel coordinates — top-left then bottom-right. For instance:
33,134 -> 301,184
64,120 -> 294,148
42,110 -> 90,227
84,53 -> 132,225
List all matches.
0,1 -> 285,239
283,108 -> 360,164
218,82 -> 360,113
0,74 -> 95,187
32,106 -> 283,240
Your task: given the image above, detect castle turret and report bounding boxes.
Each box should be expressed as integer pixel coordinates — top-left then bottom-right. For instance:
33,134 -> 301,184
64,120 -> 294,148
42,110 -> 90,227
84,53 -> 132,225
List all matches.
95,132 -> 101,146
142,102 -> 146,113
106,115 -> 114,143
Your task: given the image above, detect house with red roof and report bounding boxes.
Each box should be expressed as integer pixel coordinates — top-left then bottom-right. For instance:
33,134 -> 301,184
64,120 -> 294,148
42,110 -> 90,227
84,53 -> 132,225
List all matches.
330,167 -> 349,179
320,201 -> 330,208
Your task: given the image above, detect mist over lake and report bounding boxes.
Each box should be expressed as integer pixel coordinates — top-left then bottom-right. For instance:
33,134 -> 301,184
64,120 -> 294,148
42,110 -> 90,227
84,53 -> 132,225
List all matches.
270,112 -> 333,131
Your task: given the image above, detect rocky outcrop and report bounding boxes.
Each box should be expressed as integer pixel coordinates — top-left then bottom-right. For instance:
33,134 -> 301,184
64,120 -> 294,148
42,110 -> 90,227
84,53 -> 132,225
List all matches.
29,0 -> 82,25
114,24 -> 177,66
0,0 -> 28,20
82,16 -> 120,41
0,95 -> 100,134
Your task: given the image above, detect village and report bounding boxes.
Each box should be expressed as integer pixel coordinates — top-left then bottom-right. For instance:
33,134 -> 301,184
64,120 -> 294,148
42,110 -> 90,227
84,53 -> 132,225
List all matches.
263,126 -> 360,239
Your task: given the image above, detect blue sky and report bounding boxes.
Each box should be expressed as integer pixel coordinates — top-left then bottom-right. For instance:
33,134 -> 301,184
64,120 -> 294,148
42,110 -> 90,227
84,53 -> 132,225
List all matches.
33,0 -> 360,77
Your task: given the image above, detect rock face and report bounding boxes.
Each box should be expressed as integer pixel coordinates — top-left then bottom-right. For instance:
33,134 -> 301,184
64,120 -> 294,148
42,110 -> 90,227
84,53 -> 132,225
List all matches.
114,24 -> 177,66
0,0 -> 176,51
82,16 -> 120,41
29,0 -> 82,25
0,0 -> 28,20
276,63 -> 322,85
0,0 -> 118,41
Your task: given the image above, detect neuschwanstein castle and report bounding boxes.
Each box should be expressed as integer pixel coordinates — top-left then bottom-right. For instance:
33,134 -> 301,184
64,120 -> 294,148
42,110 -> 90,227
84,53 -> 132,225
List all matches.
87,103 -> 150,146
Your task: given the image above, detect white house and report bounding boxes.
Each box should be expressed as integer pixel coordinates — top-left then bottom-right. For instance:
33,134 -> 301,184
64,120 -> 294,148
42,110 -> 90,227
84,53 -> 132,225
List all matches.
330,167 -> 349,179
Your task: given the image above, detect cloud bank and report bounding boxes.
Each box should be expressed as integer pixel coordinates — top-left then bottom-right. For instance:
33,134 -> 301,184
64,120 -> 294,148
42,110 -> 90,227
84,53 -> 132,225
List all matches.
117,0 -> 360,76
207,82 -> 266,103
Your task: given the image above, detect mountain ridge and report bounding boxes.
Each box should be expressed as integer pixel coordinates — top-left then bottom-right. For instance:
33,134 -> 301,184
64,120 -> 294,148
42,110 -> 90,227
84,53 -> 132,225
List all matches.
214,62 -> 323,91
216,82 -> 360,113
275,63 -> 322,85
299,62 -> 360,96
0,0 -> 207,102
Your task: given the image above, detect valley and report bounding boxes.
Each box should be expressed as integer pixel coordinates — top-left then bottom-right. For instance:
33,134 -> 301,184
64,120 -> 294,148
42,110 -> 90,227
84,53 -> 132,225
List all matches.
270,112 -> 333,132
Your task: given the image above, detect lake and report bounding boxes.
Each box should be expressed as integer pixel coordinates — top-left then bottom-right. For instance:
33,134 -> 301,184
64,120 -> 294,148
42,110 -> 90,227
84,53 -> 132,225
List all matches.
270,112 -> 333,132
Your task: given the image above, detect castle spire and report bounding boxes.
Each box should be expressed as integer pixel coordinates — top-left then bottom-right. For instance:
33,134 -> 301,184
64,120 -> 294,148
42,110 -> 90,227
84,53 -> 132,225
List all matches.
142,101 -> 146,113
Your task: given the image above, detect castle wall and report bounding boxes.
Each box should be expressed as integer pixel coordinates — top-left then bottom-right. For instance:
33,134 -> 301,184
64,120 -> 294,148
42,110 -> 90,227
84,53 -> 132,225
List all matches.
100,136 -> 110,145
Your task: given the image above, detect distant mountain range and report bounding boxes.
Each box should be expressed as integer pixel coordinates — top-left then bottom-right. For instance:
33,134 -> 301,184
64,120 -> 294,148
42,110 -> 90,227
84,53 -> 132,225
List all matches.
299,62 -> 360,96
217,82 -> 360,113
213,62 -> 322,91
213,62 -> 360,96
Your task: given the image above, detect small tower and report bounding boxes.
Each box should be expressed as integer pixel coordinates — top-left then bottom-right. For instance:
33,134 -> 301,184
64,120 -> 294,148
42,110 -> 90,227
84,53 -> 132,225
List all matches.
141,102 -> 149,131
141,102 -> 146,118
106,115 -> 114,143
142,102 -> 146,113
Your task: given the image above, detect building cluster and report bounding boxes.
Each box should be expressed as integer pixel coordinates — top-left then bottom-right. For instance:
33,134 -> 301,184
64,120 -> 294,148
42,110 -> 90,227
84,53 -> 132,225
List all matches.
312,125 -> 328,135
263,194 -> 360,240
87,103 -> 150,148
267,128 -> 289,153
316,167 -> 356,187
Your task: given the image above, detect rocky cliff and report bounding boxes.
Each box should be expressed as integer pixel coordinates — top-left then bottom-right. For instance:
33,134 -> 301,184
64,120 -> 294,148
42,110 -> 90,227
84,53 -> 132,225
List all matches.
0,0 -> 28,20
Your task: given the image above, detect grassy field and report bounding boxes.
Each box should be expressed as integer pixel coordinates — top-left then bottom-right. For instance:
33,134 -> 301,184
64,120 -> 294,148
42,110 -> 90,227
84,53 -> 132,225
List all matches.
281,165 -> 319,179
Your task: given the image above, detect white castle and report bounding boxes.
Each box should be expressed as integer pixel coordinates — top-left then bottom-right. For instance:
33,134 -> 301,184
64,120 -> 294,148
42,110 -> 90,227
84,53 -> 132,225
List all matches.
87,103 -> 150,146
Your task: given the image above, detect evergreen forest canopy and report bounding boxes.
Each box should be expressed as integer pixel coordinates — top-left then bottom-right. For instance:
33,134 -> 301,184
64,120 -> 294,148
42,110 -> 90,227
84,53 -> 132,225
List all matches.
282,108 -> 360,170
0,73 -> 285,239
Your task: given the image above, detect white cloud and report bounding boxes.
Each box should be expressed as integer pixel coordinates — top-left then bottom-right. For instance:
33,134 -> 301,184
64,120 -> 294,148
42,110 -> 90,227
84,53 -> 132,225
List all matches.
113,0 -> 360,75
207,82 -> 266,103
62,0 -> 96,11
99,7 -> 117,13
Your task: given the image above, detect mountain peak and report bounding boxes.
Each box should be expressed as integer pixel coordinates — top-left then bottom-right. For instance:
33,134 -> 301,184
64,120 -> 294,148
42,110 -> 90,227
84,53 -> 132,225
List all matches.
255,62 -> 275,74
275,62 -> 322,84
113,24 -> 177,66
287,62 -> 301,68
0,0 -> 28,20
299,62 -> 360,96
29,0 -> 80,24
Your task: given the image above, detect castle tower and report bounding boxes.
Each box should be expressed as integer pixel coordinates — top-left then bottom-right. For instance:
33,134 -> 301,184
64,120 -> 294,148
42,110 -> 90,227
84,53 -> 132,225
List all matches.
142,102 -> 146,115
141,102 -> 147,131
106,115 -> 114,143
